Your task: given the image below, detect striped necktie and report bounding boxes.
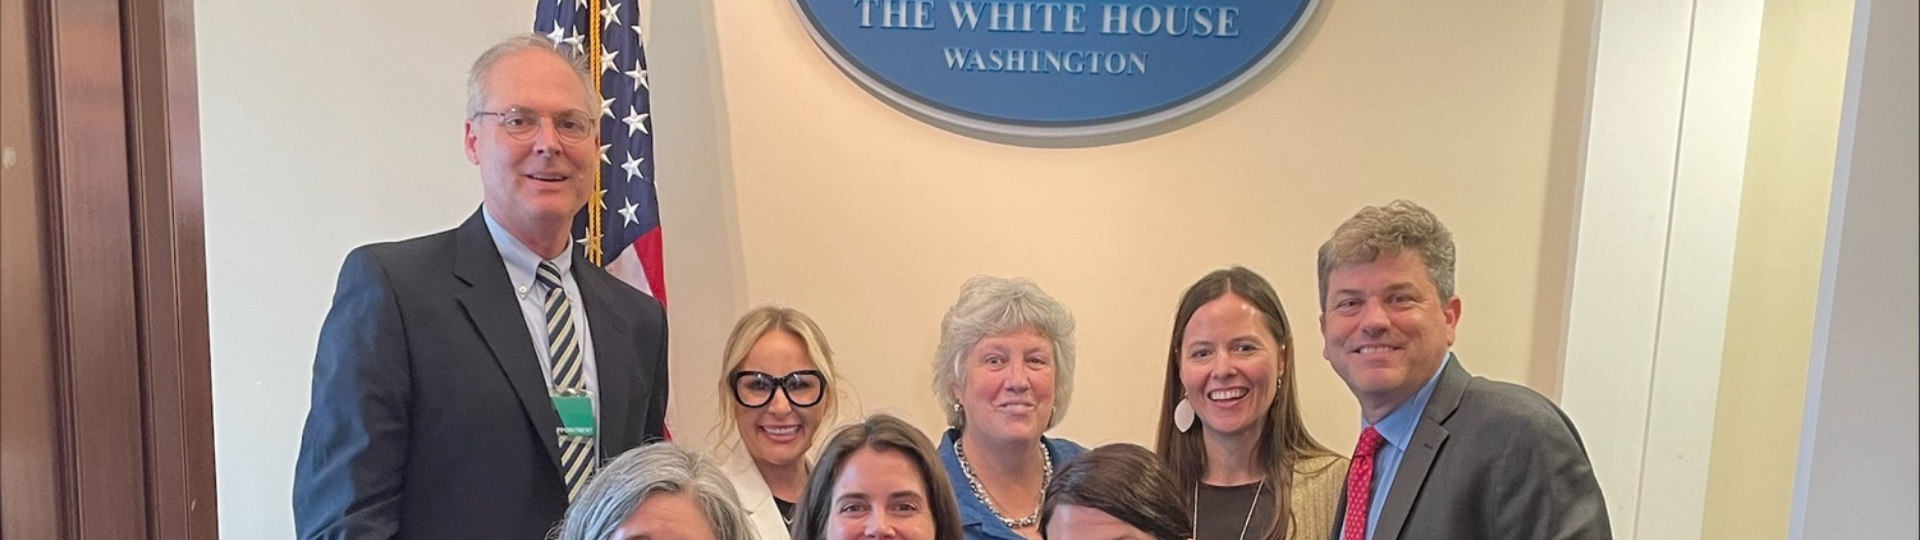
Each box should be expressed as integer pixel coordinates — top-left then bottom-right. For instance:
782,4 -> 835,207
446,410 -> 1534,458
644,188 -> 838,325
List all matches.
536,262 -> 595,501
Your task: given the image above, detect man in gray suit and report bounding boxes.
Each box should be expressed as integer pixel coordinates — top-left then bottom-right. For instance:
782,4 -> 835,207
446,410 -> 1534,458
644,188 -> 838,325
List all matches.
293,34 -> 669,539
1316,200 -> 1609,540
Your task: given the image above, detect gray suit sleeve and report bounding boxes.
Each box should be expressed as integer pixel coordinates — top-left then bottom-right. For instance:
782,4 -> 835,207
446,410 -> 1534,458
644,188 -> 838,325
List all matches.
1491,402 -> 1613,540
293,248 -> 411,540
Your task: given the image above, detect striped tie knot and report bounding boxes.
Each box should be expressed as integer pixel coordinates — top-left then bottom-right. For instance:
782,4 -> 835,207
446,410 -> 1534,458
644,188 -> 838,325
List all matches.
536,261 -> 565,291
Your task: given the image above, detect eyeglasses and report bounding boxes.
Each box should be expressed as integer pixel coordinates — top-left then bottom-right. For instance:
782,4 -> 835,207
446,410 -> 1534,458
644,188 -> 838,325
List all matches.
730,370 -> 827,409
472,107 -> 597,143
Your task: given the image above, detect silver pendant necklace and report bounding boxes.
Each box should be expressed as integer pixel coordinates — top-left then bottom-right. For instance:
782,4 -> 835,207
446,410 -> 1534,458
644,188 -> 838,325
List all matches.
955,438 -> 1053,529
1193,478 -> 1266,540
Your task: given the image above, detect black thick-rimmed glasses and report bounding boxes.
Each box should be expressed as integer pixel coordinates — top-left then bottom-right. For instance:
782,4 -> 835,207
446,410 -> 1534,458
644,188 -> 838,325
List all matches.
730,370 -> 826,409
472,107 -> 597,143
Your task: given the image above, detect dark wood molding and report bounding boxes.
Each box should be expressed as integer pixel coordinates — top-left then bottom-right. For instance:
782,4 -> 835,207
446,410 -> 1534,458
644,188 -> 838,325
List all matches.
1,0 -> 70,537
44,0 -> 152,536
2,0 -> 216,536
123,0 -> 220,535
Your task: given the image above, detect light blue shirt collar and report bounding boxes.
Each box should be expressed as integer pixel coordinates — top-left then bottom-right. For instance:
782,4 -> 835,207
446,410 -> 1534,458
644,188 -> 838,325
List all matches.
1366,352 -> 1453,449
1345,352 -> 1453,540
481,208 -> 572,292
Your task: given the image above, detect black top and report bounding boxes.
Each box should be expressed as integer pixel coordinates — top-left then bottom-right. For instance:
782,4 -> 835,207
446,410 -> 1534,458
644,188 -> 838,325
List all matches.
1195,480 -> 1278,540
775,497 -> 797,526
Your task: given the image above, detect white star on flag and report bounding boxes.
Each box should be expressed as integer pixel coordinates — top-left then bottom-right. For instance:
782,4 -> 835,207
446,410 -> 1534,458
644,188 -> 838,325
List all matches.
623,108 -> 649,136
600,0 -> 623,28
618,198 -> 641,226
621,153 -> 646,182
625,65 -> 648,91
600,49 -> 621,75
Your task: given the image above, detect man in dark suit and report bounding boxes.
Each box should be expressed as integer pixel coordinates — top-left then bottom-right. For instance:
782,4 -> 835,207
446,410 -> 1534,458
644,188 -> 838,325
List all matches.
293,34 -> 669,540
1316,200 -> 1610,540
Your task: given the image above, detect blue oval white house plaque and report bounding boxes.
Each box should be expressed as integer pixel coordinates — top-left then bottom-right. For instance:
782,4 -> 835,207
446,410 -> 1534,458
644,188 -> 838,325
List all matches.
790,0 -> 1317,141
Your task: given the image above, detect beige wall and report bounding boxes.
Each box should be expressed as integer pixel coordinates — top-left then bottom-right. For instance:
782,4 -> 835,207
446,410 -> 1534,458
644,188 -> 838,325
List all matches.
661,0 -> 1595,452
1700,0 -> 1852,537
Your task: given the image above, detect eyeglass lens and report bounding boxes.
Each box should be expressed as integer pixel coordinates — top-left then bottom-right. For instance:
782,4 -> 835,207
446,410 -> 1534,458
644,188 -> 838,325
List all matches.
732,370 -> 825,408
486,108 -> 595,142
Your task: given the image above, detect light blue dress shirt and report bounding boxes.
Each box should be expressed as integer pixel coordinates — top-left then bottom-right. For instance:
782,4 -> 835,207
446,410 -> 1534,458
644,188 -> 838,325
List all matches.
1341,352 -> 1453,540
482,209 -> 600,418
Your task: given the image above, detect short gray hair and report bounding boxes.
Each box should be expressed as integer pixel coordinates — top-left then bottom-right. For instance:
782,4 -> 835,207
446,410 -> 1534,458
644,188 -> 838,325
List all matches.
932,276 -> 1077,429
466,33 -> 597,118
1316,199 -> 1458,306
557,442 -> 757,540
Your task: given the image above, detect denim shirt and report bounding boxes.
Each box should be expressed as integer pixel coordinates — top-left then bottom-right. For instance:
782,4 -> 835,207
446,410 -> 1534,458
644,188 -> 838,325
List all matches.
937,429 -> 1086,540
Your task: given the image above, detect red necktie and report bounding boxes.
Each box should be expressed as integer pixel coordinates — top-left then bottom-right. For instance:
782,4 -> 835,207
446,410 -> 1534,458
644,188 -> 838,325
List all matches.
1341,426 -> 1385,540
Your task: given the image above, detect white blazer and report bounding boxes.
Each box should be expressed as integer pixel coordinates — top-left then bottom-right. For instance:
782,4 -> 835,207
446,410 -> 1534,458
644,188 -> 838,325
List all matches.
720,444 -> 793,540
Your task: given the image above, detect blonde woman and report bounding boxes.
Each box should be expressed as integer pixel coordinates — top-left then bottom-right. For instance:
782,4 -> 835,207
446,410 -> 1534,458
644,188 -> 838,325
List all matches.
712,306 -> 845,540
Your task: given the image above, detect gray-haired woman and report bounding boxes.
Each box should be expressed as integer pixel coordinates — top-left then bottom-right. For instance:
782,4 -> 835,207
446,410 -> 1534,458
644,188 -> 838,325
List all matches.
557,442 -> 757,540
931,276 -> 1086,540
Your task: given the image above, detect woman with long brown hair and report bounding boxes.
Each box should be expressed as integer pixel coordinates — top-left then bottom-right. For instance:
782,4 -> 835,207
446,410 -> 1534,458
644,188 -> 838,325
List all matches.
1155,267 -> 1347,540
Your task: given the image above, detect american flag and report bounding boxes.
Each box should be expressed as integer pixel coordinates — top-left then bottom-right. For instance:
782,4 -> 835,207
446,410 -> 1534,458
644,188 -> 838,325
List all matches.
536,0 -> 673,439
536,0 -> 665,304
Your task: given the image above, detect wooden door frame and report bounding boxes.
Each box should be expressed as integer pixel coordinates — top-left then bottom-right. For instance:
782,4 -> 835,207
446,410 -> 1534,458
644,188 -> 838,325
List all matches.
2,0 -> 217,537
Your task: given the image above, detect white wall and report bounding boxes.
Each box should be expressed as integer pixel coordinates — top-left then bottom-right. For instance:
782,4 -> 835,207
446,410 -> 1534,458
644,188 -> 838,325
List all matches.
198,0 -> 1898,538
196,0 -> 528,537
1790,0 -> 1920,537
1559,0 -> 1765,535
1702,0 -> 1853,536
685,0 -> 1594,460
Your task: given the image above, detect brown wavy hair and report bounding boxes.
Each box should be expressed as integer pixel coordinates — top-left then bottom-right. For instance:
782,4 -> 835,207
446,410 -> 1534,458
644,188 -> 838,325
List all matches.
1153,266 -> 1335,540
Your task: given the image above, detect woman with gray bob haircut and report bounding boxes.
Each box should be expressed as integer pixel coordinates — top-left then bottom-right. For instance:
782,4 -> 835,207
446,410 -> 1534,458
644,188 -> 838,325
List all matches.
557,442 -> 757,540
930,276 -> 1086,540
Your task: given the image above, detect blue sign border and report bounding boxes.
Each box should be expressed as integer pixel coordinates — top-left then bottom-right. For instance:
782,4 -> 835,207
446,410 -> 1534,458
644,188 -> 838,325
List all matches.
789,0 -> 1319,143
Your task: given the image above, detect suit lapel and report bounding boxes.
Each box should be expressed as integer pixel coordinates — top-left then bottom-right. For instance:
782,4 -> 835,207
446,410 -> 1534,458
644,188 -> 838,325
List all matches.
574,255 -> 634,450
451,209 -> 567,477
1372,358 -> 1469,540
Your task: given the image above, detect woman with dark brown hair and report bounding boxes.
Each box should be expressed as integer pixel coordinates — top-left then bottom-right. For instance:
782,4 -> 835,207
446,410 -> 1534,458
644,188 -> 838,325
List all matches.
790,413 -> 965,540
1155,267 -> 1348,540
1039,443 -> 1191,540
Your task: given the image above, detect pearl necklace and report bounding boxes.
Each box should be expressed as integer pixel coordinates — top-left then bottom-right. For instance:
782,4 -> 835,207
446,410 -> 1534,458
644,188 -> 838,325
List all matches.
954,438 -> 1052,529
1193,478 -> 1266,540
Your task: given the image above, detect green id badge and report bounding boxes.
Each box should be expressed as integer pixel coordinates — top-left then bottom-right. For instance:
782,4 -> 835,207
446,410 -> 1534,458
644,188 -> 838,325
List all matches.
552,392 -> 596,439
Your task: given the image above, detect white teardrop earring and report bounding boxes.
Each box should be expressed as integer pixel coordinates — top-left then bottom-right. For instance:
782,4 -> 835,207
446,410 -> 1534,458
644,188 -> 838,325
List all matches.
1173,398 -> 1196,433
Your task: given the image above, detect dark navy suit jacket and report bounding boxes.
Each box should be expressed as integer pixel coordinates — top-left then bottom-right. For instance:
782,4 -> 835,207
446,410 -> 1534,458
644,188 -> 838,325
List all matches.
293,209 -> 669,540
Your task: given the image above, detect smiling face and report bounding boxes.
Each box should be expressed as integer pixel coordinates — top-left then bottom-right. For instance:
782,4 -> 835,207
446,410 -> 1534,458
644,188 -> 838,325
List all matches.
1319,249 -> 1461,422
463,48 -> 596,249
1177,293 -> 1282,442
611,491 -> 720,540
826,448 -> 936,540
731,329 -> 827,470
955,327 -> 1057,443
